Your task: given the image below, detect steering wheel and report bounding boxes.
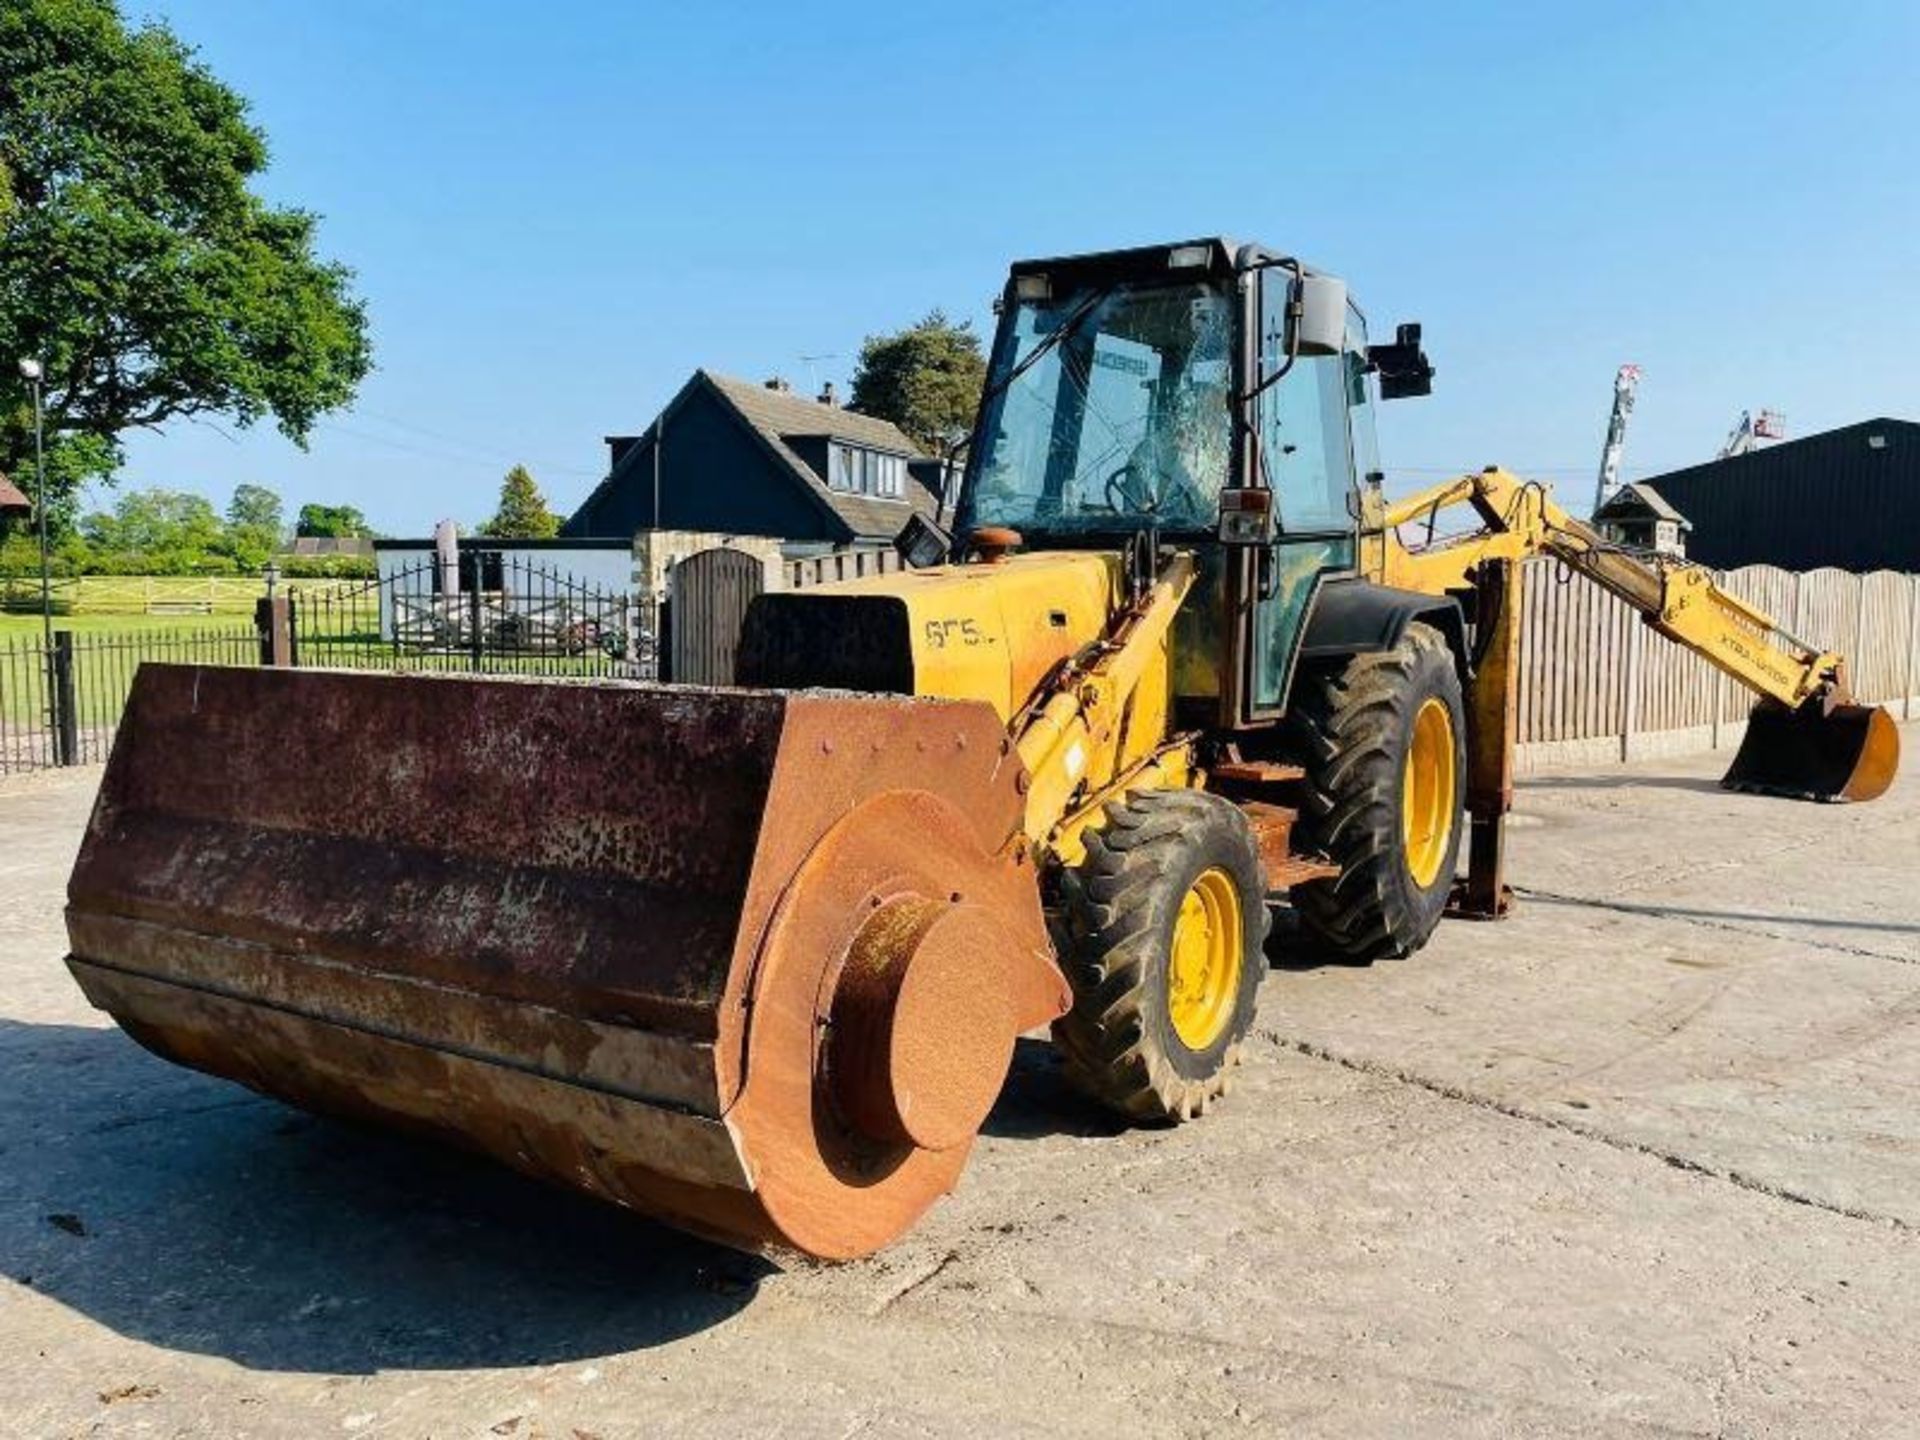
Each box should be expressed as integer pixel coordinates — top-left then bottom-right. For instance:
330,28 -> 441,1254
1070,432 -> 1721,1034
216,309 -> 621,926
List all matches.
1105,462 -> 1160,516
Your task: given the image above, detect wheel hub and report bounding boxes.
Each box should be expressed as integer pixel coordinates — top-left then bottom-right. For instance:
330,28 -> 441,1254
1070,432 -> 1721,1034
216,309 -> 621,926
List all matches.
1402,696 -> 1457,888
1166,867 -> 1242,1051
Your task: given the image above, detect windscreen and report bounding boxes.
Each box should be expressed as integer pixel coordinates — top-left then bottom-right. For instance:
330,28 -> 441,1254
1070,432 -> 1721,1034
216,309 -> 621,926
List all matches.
963,280 -> 1233,536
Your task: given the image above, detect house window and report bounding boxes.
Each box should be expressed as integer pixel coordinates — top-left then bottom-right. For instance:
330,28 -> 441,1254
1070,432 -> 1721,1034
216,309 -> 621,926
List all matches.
830,444 -> 907,498
457,550 -> 504,592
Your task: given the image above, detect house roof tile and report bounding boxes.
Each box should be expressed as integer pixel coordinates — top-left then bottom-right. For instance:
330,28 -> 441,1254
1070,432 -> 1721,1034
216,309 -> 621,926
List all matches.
1595,481 -> 1690,528
700,372 -> 936,540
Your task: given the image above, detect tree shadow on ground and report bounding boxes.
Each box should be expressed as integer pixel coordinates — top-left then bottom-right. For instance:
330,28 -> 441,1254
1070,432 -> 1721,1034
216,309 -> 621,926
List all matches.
0,1018 -> 767,1375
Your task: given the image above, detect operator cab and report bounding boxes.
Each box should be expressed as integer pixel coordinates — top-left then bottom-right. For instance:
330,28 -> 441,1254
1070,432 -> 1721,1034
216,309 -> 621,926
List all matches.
953,237 -> 1428,551
962,245 -> 1235,538
948,237 -> 1432,724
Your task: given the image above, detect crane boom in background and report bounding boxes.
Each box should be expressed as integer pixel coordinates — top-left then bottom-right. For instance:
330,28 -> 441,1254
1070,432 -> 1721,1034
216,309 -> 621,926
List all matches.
1718,408 -> 1786,459
1592,363 -> 1643,516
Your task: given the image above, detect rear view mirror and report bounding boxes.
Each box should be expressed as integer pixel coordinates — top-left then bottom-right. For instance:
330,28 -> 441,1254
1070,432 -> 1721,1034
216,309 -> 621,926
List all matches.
1289,272 -> 1348,358
1368,322 -> 1435,400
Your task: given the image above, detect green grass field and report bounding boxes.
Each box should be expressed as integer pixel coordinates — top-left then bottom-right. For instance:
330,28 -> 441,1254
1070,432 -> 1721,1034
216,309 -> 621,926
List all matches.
0,576 -> 640,743
0,574 -> 362,626
0,613 -> 260,730
0,611 -> 245,638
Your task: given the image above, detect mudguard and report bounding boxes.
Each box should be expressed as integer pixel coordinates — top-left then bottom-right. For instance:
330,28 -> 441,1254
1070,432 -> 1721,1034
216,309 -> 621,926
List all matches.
1294,577 -> 1469,680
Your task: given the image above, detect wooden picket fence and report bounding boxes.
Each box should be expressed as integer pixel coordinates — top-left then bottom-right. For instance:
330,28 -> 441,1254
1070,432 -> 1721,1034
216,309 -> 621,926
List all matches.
787,548 -> 903,589
1516,558 -> 1919,771
0,575 -> 263,615
0,574 -> 374,617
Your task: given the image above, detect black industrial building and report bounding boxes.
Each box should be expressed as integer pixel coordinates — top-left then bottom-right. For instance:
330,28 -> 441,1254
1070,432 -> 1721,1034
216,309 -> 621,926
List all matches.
562,371 -> 940,546
1633,418 -> 1919,571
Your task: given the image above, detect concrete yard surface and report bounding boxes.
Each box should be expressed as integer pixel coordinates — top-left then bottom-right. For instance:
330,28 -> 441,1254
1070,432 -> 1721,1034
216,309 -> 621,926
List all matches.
2,731 -> 1916,1438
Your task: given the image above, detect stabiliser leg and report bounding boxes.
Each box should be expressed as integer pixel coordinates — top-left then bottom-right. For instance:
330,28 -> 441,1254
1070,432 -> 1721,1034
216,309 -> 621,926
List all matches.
1449,558 -> 1518,920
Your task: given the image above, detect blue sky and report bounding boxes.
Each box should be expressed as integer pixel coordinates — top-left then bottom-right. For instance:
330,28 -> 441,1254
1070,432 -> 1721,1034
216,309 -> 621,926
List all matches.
115,0 -> 1920,533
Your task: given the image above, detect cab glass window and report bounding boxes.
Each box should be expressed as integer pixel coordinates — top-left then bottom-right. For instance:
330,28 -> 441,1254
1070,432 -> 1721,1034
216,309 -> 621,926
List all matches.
1258,276 -> 1354,532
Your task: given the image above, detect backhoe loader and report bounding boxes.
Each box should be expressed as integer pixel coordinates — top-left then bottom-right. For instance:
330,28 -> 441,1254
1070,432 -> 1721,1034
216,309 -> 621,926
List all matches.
65,238 -> 1899,1260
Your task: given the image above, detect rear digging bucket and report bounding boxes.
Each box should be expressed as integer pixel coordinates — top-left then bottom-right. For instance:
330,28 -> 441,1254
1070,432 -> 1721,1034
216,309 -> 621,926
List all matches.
1721,700 -> 1900,802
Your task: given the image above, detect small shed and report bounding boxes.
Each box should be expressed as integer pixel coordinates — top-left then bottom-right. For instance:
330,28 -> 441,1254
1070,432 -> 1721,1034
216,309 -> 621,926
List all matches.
1593,482 -> 1690,557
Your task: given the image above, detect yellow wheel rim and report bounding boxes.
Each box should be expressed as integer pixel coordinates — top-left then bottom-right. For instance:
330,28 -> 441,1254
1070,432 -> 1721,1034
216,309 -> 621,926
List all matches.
1402,696 -> 1457,889
1167,867 -> 1243,1052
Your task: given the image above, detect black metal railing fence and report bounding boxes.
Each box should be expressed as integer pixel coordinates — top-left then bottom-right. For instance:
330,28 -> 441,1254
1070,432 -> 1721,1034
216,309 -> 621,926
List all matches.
288,552 -> 658,679
0,624 -> 260,774
0,550 -> 657,774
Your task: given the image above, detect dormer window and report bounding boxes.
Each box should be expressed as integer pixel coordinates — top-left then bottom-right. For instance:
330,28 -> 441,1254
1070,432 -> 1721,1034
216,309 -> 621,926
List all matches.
830,443 -> 907,499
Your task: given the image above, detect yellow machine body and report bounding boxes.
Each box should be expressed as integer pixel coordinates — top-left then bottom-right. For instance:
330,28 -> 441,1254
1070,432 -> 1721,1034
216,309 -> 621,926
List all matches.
739,549 -> 1194,867
795,550 -> 1124,720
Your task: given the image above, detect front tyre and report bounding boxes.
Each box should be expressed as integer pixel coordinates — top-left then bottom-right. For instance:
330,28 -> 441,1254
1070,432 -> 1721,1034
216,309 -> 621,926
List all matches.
1050,789 -> 1268,1123
1288,620 -> 1466,961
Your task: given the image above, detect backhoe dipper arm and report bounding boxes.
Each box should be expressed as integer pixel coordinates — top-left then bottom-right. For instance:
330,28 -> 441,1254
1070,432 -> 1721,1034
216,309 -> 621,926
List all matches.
1379,467 -> 1849,711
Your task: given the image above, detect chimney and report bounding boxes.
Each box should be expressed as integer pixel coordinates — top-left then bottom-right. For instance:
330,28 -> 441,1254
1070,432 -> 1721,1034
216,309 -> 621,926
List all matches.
818,381 -> 838,408
764,376 -> 791,393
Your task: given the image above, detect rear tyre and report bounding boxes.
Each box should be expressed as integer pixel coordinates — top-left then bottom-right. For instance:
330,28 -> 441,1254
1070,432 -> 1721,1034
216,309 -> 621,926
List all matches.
1288,621 -> 1465,962
1050,788 -> 1268,1123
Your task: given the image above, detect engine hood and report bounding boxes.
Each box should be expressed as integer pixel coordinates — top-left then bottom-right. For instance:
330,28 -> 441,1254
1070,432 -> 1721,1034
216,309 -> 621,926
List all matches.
736,552 -> 1124,721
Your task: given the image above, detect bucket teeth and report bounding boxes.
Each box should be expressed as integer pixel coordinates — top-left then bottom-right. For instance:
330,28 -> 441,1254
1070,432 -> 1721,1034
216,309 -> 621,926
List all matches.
1721,700 -> 1900,803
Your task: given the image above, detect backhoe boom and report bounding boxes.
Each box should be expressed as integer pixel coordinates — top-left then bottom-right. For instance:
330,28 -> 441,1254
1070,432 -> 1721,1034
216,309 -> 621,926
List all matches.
1375,466 -> 1897,803
1379,468 -> 1844,710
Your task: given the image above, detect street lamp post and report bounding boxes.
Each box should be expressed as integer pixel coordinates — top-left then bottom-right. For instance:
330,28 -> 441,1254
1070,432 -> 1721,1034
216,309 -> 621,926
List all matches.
16,358 -> 50,656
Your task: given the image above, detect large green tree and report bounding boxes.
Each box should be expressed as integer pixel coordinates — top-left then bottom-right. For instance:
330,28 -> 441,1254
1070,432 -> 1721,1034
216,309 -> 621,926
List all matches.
478,463 -> 560,538
221,480 -> 282,568
0,0 -> 371,505
80,486 -> 228,572
848,310 -> 985,457
225,481 -> 282,533
295,501 -> 371,538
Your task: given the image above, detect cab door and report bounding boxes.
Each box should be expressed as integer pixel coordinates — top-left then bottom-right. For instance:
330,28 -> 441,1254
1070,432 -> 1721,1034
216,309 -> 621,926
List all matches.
1245,274 -> 1361,715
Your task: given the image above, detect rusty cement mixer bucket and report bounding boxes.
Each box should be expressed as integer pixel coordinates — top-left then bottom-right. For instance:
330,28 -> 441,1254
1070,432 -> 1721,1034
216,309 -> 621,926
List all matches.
65,666 -> 1069,1260
1721,699 -> 1900,803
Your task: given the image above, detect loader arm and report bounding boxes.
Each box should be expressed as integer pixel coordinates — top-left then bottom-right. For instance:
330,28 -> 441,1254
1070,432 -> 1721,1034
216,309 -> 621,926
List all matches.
1015,550 -> 1197,862
1375,466 -> 1897,802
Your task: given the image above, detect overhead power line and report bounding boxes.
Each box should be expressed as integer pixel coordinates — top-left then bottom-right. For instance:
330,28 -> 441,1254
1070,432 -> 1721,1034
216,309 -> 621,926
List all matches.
315,418 -> 600,480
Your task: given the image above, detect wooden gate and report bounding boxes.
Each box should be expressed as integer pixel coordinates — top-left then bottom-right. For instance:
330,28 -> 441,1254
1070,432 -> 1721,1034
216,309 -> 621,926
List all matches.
669,546 -> 765,685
